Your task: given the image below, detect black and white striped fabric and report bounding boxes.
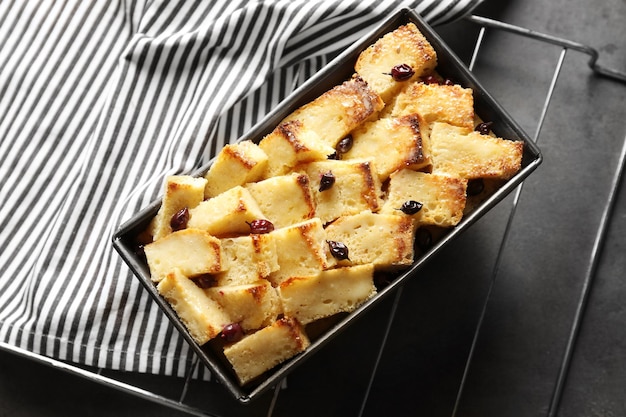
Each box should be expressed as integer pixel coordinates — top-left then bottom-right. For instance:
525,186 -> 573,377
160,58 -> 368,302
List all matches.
0,0 -> 482,377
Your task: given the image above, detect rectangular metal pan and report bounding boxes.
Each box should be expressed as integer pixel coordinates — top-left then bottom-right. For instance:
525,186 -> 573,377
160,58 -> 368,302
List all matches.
112,7 -> 542,403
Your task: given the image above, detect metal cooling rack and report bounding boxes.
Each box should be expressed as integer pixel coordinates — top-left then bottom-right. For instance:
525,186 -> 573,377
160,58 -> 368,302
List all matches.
2,14 -> 625,417
455,15 -> 626,417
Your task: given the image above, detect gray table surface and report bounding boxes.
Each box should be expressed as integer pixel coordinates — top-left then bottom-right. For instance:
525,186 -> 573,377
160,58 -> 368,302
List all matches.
2,0 -> 625,416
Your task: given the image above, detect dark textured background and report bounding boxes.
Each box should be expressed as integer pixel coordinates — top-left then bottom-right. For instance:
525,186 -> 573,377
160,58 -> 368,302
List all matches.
2,0 -> 625,415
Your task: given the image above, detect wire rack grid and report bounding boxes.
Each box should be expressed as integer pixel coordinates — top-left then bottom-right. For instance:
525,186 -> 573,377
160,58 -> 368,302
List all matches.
1,13 -> 625,417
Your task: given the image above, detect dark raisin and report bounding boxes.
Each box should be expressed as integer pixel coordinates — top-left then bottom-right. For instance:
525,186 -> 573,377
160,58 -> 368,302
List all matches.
134,243 -> 146,260
374,271 -> 394,288
467,179 -> 485,196
170,207 -> 189,231
422,74 -> 440,84
193,274 -> 218,289
475,121 -> 493,135
327,240 -> 350,261
390,64 -> 415,81
319,171 -> 335,192
247,219 -> 274,234
336,135 -> 354,154
415,228 -> 432,252
220,323 -> 244,343
399,200 -> 423,215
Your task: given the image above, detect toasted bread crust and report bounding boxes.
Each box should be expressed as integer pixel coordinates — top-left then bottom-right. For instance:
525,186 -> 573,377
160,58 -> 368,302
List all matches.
281,75 -> 384,148
355,22 -> 437,103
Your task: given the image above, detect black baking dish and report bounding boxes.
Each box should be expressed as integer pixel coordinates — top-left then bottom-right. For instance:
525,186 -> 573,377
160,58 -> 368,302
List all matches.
112,7 -> 542,403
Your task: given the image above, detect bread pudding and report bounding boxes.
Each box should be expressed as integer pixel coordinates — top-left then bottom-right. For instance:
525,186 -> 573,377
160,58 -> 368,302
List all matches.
141,22 -> 524,386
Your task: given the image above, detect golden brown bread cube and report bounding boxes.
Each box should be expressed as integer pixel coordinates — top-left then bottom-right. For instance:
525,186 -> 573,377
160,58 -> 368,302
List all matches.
214,234 -> 279,286
157,268 -> 231,345
301,159 -> 383,224
278,264 -> 376,325
259,120 -> 335,178
144,228 -> 223,282
382,169 -> 468,227
204,140 -> 268,198
355,22 -> 437,104
223,317 -> 310,385
343,114 -> 431,181
187,186 -> 266,237
149,175 -> 207,241
267,218 -> 335,286
281,75 -> 384,148
204,280 -> 282,332
324,210 -> 415,269
390,82 -> 474,130
430,122 -> 524,180
244,173 -> 316,228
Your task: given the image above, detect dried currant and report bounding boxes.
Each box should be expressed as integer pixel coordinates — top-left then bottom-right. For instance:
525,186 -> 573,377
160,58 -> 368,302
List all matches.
389,63 -> 415,81
399,200 -> 423,215
220,323 -> 244,343
336,135 -> 354,154
193,274 -> 218,289
475,121 -> 493,135
327,240 -> 350,261
134,243 -> 146,260
422,74 -> 440,84
170,207 -> 189,231
247,219 -> 275,234
374,271 -> 394,289
467,179 -> 485,196
319,171 -> 335,192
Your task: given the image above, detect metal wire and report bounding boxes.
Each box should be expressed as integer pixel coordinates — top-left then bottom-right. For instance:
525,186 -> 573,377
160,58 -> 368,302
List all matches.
0,341 -> 218,417
466,15 -> 626,83
357,286 -> 405,417
458,14 -> 626,417
546,132 -> 626,417
451,24 -> 567,417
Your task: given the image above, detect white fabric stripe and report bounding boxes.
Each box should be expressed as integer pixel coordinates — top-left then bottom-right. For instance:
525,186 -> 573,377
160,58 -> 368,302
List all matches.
1,3 -> 93,148
0,0 -> 17,34
423,0 -> 483,25
279,0 -> 375,66
79,9 -> 221,366
423,0 -> 462,23
216,64 -> 301,155
40,1 -> 205,357
0,1 -> 40,79
93,7 -> 249,360
2,0 -> 122,264
415,0 -> 439,18
0,1 -> 59,130
18,4 -> 136,355
0,0 -> 124,344
179,4 -> 282,155
0,0 -> 483,376
435,0 -> 481,26
1,4 -> 116,286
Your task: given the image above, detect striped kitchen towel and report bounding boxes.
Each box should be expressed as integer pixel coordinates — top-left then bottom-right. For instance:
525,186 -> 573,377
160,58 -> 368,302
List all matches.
0,0 -> 483,377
